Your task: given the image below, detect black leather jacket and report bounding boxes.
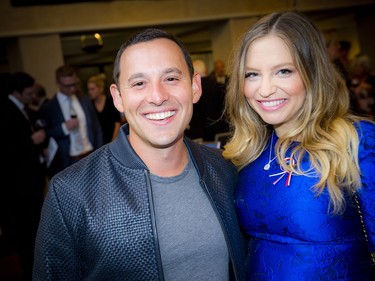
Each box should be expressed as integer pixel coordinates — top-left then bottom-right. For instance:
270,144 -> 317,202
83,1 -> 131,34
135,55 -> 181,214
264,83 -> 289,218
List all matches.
33,124 -> 246,281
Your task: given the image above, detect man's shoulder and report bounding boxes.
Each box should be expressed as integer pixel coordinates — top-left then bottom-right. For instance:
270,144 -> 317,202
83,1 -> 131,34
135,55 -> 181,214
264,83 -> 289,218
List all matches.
53,145 -> 114,182
41,95 -> 58,108
188,139 -> 235,170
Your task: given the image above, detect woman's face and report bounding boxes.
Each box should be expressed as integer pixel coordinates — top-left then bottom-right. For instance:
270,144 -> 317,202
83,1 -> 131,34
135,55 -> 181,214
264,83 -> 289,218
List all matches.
244,35 -> 306,136
87,82 -> 103,100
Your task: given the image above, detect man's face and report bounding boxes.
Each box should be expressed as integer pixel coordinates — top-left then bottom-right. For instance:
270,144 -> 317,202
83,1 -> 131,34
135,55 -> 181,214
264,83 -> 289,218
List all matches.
215,60 -> 226,77
110,38 -> 202,151
57,74 -> 81,96
17,84 -> 35,105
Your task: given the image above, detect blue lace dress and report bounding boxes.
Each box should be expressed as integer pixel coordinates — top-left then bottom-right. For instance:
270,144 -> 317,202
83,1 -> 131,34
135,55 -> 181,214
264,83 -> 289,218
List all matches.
235,121 -> 375,281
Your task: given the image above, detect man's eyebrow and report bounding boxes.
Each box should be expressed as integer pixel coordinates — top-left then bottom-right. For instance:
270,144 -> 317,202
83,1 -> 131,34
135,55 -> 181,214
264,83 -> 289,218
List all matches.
164,67 -> 182,75
127,67 -> 183,82
127,72 -> 146,82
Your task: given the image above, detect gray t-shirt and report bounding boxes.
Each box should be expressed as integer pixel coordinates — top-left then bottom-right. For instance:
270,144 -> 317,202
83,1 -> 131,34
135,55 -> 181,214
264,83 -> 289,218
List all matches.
150,157 -> 229,281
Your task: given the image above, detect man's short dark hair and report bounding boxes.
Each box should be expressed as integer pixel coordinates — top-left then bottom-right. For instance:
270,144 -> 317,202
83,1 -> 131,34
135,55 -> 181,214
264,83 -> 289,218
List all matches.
113,28 -> 194,85
55,64 -> 78,81
9,71 -> 35,94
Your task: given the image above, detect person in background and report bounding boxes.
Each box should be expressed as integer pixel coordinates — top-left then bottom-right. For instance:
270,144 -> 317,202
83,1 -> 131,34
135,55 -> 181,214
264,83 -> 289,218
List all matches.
30,83 -> 48,112
223,11 -> 375,280
192,59 -> 230,141
33,28 -> 246,281
339,40 -> 352,78
326,36 -> 350,84
209,59 -> 229,85
0,72 -> 11,102
40,64 -> 103,179
192,59 -> 207,77
87,73 -> 121,144
0,72 -> 47,281
348,54 -> 375,116
184,59 -> 206,139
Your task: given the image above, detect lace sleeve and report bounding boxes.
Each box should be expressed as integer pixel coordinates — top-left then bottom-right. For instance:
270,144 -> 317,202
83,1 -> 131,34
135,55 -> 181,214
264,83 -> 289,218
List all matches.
356,121 -> 375,252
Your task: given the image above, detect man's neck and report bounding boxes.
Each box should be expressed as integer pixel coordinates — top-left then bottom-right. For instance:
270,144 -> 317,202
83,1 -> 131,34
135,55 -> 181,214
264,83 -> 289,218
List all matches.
130,136 -> 189,177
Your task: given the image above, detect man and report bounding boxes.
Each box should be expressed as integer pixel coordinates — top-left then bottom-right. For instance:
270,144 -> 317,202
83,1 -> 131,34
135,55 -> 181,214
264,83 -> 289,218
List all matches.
40,64 -> 103,178
33,28 -> 245,281
30,83 -> 49,111
190,59 -> 230,141
208,59 -> 229,85
1,72 -> 47,281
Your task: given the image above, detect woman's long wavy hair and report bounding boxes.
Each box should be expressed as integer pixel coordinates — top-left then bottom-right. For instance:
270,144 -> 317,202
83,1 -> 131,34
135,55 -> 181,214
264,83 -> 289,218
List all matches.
223,11 -> 368,214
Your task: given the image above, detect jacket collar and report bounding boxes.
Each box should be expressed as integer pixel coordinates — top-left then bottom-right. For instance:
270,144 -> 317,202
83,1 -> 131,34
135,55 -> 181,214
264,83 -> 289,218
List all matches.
109,123 -> 205,178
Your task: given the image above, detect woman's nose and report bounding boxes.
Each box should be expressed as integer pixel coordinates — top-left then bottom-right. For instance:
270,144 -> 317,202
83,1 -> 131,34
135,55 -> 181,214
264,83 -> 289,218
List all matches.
258,78 -> 276,97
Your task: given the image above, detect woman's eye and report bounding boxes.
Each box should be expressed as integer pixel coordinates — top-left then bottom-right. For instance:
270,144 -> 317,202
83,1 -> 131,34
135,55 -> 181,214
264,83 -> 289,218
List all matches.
245,72 -> 257,79
278,69 -> 292,75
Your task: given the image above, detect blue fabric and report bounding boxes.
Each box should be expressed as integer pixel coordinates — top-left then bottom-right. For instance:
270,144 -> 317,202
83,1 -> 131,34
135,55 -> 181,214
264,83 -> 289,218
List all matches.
235,121 -> 375,281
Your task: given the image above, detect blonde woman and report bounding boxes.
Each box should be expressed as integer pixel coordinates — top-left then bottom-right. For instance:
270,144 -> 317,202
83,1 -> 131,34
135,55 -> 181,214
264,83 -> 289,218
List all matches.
223,11 -> 375,280
87,73 -> 121,143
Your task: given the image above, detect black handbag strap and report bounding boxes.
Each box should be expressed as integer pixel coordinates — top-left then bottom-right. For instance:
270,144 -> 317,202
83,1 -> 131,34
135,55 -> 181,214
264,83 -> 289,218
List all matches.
353,193 -> 375,268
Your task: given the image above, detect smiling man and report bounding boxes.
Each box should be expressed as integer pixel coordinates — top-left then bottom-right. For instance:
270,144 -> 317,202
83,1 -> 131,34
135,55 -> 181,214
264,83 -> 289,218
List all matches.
33,28 -> 246,281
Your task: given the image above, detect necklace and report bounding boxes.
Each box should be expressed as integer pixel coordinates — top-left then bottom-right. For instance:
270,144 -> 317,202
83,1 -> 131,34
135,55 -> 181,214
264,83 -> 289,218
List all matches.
264,131 -> 277,170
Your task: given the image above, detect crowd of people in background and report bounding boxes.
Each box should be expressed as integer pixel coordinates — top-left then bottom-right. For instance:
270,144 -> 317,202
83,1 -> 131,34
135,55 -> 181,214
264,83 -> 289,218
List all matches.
348,54 -> 375,116
1,72 -> 47,281
0,10 -> 374,280
326,37 -> 375,117
186,58 -> 230,143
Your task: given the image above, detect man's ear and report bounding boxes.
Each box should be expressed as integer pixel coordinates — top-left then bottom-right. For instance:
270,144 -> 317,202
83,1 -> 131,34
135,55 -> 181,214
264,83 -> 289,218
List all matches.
110,84 -> 124,113
192,73 -> 202,104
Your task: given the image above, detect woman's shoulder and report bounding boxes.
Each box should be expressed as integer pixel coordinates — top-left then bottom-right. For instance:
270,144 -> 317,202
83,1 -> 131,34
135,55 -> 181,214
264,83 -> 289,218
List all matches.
354,119 -> 375,137
353,120 -> 375,161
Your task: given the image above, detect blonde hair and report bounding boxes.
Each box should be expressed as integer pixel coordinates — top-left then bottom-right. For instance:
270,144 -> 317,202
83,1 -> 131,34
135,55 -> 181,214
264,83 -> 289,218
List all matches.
88,73 -> 106,90
223,11 -> 372,214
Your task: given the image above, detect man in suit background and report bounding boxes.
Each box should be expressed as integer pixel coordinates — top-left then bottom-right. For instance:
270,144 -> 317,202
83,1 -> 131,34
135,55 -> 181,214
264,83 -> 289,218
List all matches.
0,71 -> 47,280
41,64 -> 103,179
188,59 -> 229,142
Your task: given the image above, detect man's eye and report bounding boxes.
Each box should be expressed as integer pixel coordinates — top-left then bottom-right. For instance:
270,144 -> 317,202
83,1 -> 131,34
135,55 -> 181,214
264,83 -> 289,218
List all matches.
133,81 -> 144,87
166,77 -> 178,82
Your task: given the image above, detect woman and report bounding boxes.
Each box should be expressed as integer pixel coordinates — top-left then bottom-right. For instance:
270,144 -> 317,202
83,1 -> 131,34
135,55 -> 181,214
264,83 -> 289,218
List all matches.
223,11 -> 375,280
87,73 -> 122,144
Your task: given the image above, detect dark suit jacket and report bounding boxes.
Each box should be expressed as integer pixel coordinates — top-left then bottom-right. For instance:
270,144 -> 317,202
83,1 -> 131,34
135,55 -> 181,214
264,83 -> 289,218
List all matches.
41,93 -> 103,178
1,98 -> 46,198
187,76 -> 229,141
0,98 -> 46,277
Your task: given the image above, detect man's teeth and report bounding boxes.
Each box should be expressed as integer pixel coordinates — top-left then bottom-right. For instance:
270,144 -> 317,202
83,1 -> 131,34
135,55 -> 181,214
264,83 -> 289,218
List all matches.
262,99 -> 285,107
146,111 -> 175,120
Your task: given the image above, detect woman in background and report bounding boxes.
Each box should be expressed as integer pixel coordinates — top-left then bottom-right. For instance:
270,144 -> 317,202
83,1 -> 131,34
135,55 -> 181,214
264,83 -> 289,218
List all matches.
87,73 -> 122,144
223,11 -> 375,280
